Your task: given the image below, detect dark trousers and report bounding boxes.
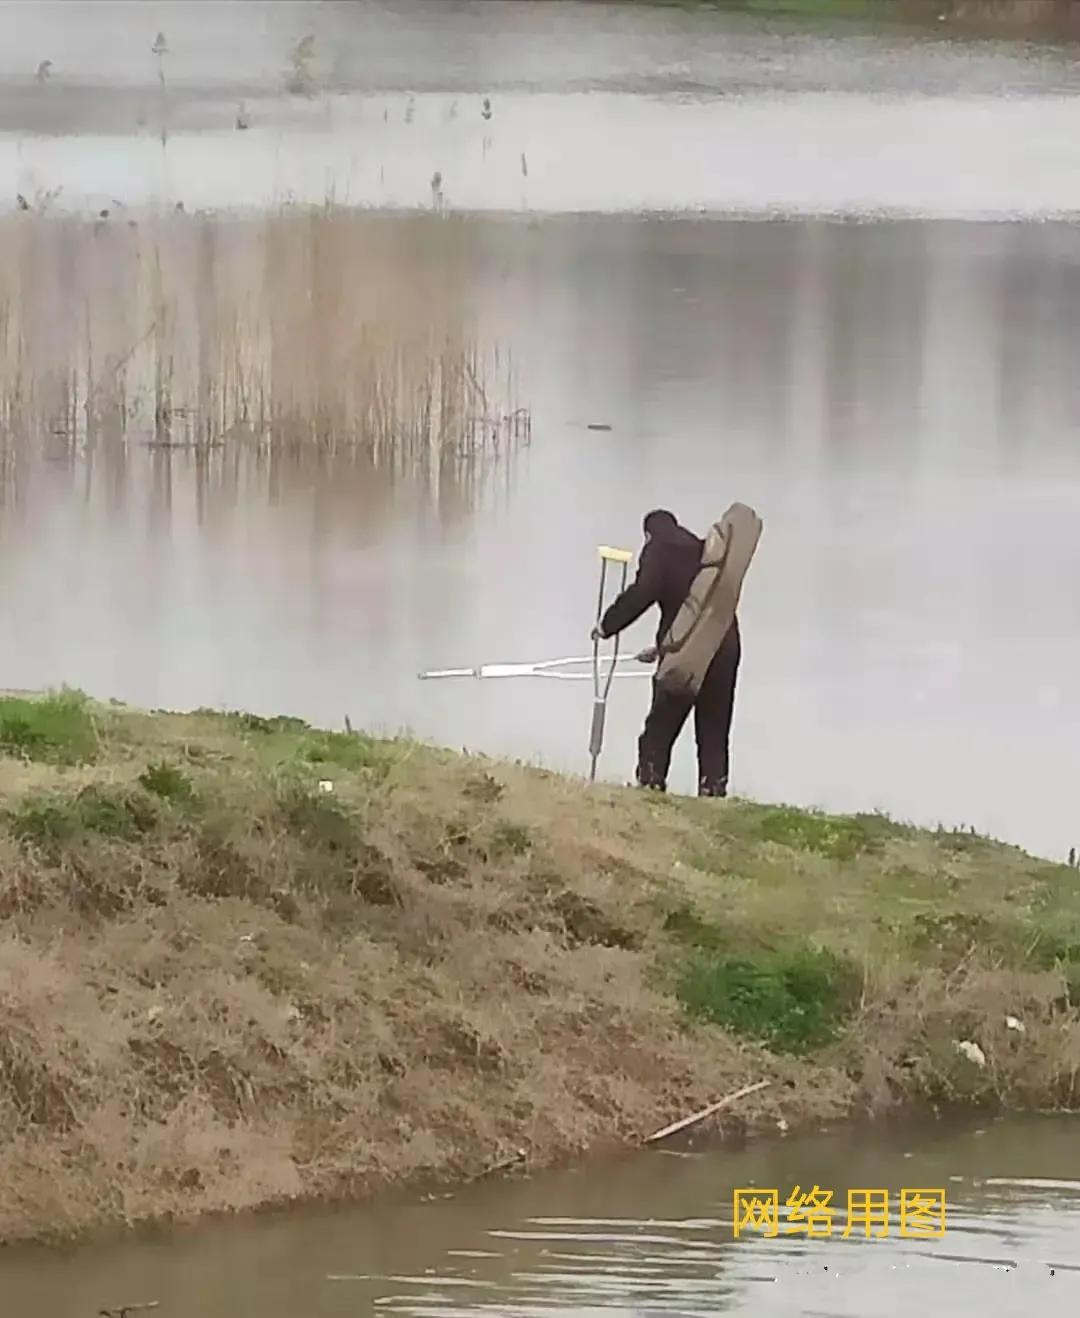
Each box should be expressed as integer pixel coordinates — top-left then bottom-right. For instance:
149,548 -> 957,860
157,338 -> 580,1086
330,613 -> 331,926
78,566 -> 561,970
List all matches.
636,623 -> 741,797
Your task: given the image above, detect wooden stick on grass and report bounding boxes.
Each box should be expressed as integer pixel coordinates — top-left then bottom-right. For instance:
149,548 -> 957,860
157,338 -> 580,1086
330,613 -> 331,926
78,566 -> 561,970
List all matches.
643,1079 -> 771,1145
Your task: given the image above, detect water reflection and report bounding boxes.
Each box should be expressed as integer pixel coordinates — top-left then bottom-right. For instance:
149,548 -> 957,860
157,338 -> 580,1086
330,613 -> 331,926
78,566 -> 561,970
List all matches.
0,210 -> 525,457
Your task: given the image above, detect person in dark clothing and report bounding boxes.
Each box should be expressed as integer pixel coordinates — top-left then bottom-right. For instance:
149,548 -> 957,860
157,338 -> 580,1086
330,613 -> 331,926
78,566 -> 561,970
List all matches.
591,509 -> 741,797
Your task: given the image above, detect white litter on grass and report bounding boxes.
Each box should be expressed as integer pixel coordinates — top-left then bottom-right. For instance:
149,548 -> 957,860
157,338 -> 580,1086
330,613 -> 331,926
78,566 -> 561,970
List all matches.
318,780 -> 334,793
1005,1015 -> 1026,1033
955,1039 -> 987,1067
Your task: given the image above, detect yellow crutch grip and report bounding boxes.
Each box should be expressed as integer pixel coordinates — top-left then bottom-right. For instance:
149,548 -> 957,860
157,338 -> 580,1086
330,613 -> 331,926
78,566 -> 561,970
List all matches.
597,544 -> 633,564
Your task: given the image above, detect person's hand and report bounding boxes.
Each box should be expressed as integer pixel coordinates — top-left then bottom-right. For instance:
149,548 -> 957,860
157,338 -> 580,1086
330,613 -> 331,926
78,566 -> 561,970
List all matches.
635,645 -> 658,664
590,625 -> 605,643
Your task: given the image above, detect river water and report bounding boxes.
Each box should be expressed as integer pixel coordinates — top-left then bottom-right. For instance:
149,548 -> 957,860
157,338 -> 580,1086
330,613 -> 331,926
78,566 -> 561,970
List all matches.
2,1114 -> 1079,1314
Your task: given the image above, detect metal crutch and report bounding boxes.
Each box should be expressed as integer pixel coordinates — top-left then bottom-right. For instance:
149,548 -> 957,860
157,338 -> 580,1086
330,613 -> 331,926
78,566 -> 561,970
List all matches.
589,544 -> 634,782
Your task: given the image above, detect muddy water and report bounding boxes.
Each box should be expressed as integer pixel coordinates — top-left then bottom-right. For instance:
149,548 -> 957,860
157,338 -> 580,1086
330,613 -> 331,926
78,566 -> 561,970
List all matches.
1,0 -> 1079,862
2,1115 -> 1078,1314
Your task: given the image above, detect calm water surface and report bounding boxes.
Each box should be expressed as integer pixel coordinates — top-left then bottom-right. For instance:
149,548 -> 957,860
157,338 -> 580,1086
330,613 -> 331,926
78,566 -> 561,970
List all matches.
1,1115 -> 1078,1315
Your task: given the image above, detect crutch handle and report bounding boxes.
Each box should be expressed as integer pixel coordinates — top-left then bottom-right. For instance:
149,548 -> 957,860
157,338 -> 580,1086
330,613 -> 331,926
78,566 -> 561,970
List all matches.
598,545 -> 633,564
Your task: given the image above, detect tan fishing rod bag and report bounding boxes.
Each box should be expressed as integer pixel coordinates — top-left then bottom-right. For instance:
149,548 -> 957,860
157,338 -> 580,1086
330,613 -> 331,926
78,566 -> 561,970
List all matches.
655,502 -> 763,697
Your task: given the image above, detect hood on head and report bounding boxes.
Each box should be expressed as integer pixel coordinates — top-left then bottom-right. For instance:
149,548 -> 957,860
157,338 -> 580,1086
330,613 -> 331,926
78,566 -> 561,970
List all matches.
643,508 -> 677,538
643,508 -> 698,549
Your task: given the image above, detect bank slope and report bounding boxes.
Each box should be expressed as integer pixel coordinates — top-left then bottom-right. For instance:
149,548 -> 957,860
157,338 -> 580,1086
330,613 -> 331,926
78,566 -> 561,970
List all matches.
1,690 -> 1078,1243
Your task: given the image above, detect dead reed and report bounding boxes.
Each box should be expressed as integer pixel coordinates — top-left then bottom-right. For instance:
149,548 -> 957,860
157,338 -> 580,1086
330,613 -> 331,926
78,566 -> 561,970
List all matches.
0,206 -> 530,465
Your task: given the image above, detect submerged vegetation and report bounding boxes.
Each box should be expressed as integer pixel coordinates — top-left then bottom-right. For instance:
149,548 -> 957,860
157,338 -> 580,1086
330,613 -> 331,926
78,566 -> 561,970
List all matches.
0,689 -> 1079,1243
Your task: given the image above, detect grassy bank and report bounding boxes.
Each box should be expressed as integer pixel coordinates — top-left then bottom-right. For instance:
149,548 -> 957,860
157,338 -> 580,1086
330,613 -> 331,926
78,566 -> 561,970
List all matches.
1,690 -> 1079,1244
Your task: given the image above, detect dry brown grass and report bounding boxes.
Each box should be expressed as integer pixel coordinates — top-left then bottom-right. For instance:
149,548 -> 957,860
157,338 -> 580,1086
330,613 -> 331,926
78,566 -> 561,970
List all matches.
0,207 -> 528,462
0,692 -> 1078,1244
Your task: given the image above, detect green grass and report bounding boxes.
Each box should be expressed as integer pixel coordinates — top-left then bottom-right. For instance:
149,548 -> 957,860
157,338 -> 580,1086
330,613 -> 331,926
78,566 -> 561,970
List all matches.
0,690 -> 98,764
73,785 -> 158,839
676,944 -> 860,1053
277,781 -> 356,854
5,796 -> 81,846
662,901 -> 729,951
661,793 -> 1079,974
7,785 -> 158,847
754,805 -> 911,861
490,821 -> 533,857
292,729 -> 390,774
138,761 -> 194,804
217,711 -> 311,735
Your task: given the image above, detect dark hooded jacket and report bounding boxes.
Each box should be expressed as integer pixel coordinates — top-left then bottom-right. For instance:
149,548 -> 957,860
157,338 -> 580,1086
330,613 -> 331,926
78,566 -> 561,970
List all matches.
599,517 -> 709,651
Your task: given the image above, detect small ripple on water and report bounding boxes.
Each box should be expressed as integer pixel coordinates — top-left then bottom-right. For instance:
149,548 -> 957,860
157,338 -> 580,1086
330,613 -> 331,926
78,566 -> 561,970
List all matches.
983,1177 -> 1080,1193
526,1216 -> 723,1230
488,1228 -> 722,1249
541,1249 -> 728,1268
331,1274 -> 497,1289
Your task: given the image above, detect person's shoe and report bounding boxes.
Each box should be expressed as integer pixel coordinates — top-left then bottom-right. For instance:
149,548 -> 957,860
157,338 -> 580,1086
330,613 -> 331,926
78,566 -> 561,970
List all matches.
698,777 -> 728,799
635,771 -> 667,793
